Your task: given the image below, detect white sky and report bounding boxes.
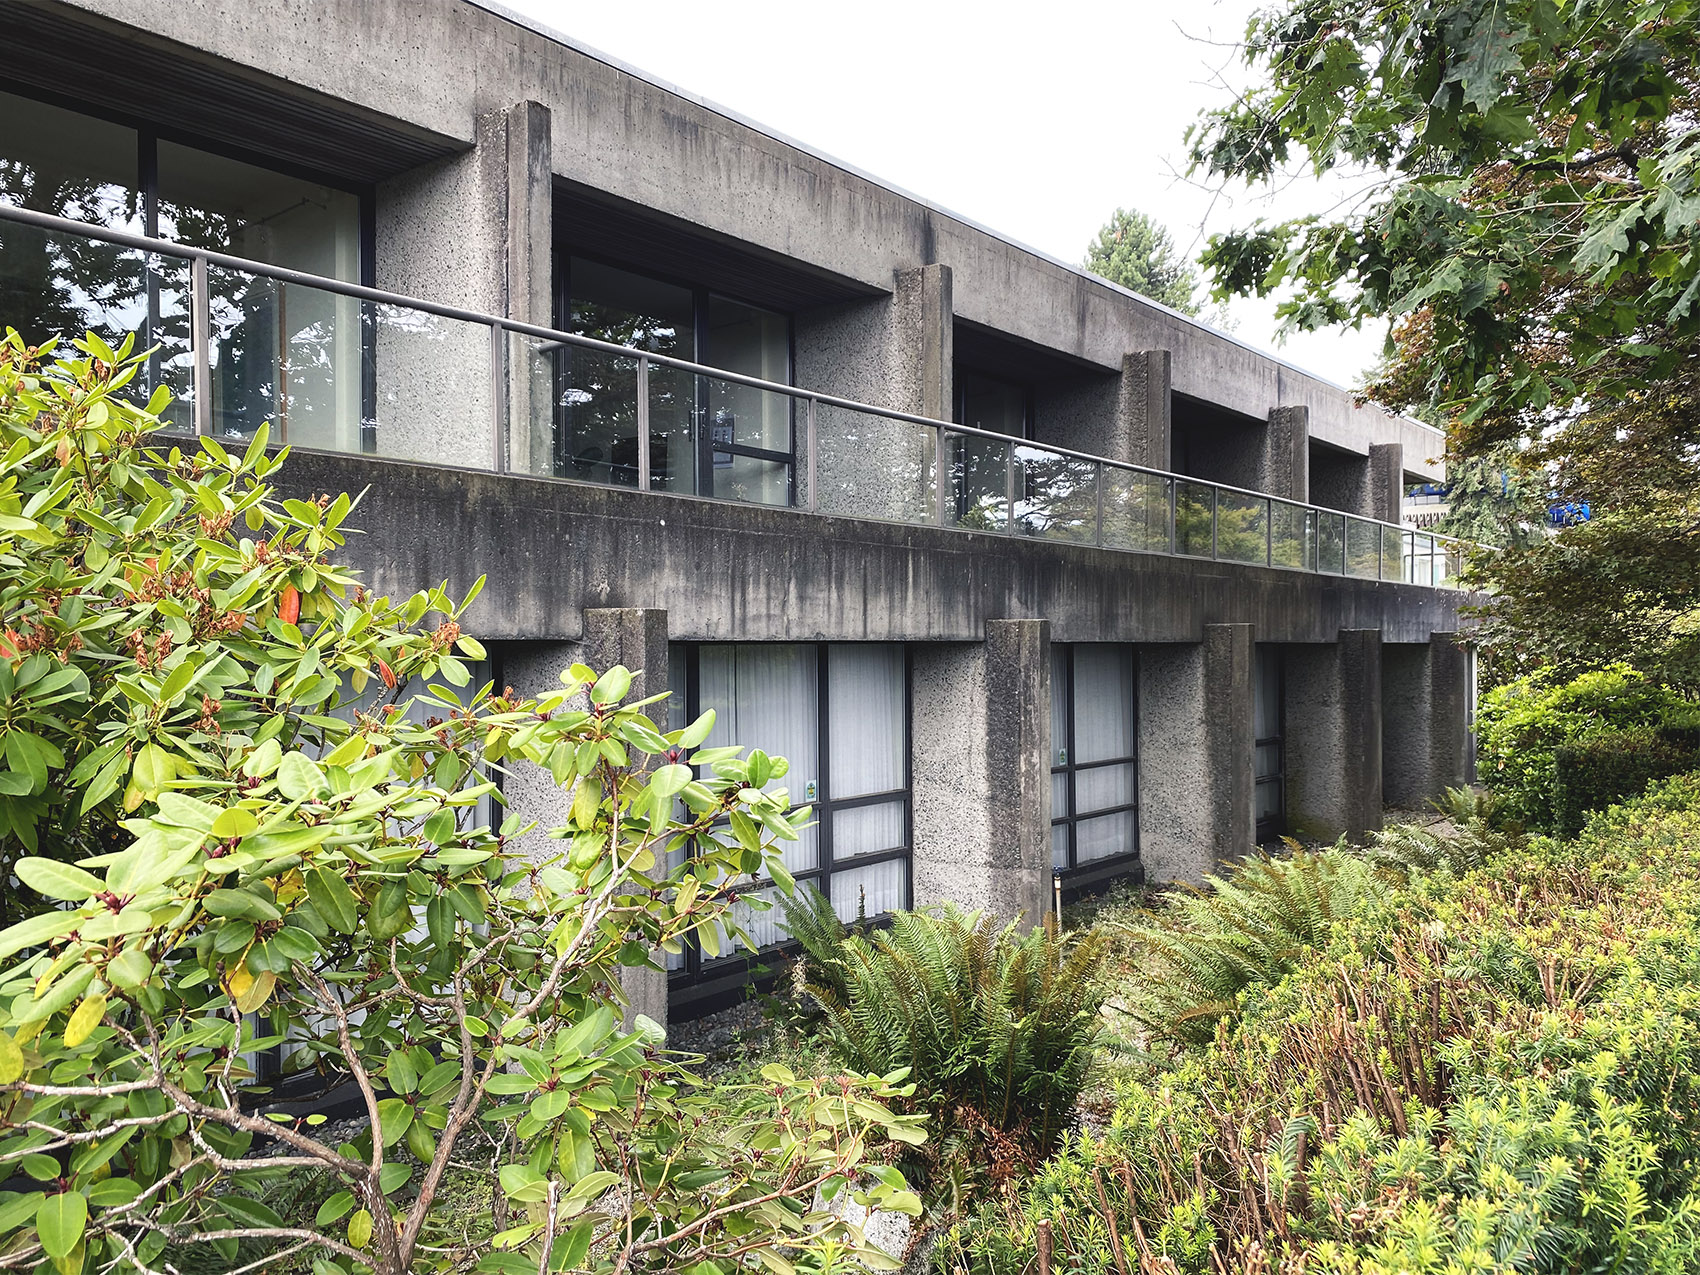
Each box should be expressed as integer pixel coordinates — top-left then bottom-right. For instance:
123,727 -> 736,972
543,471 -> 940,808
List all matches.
499,0 -> 1388,390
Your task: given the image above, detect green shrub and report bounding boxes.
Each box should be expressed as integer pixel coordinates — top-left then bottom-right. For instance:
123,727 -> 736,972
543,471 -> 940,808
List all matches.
937,777 -> 1700,1274
1365,785 -> 1523,876
782,893 -> 1105,1184
1476,663 -> 1695,830
1116,847 -> 1393,1045
1552,726 -> 1700,837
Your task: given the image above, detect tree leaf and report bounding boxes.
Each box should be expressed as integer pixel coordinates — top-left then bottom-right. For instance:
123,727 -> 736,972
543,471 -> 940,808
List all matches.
36,1192 -> 86,1260
15,858 -> 102,901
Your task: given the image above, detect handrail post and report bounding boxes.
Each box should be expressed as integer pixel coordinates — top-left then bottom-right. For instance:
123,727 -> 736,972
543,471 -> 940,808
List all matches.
934,425 -> 947,527
1265,498 -> 1273,567
806,396 -> 819,514
1094,461 -> 1105,547
636,355 -> 651,492
1210,487 -> 1219,560
190,254 -> 212,437
1004,440 -> 1015,535
1167,479 -> 1176,555
489,323 -> 506,474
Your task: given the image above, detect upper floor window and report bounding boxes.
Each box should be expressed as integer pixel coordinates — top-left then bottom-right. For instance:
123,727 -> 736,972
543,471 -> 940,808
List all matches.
0,86 -> 366,444
559,256 -> 794,506
955,368 -> 1031,438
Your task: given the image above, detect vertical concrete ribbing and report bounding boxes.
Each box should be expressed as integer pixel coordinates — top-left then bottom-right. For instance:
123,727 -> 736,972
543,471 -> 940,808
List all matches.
1382,632 -> 1471,809
1264,405 -> 1311,502
1121,349 -> 1172,471
911,621 -> 1050,925
1368,442 -> 1404,525
1138,624 -> 1254,882
895,263 -> 953,422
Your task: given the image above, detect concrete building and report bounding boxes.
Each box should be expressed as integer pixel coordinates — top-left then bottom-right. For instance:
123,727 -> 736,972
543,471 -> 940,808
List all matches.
0,0 -> 1474,1018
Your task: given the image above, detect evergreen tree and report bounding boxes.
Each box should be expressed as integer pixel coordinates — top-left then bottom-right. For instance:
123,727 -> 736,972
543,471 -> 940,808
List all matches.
1083,208 -> 1201,314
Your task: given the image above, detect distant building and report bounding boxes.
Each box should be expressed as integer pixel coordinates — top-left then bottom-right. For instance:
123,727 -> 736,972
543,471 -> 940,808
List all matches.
0,0 -> 1474,1018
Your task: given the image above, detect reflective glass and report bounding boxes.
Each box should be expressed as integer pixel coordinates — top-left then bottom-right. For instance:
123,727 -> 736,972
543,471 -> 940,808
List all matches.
948,431 -> 1010,532
1270,500 -> 1313,570
955,368 -> 1028,437
1175,480 -> 1216,557
1014,446 -> 1097,542
815,405 -> 937,524
1102,468 -> 1170,553
1216,490 -> 1269,564
1346,517 -> 1382,579
1317,511 -> 1346,574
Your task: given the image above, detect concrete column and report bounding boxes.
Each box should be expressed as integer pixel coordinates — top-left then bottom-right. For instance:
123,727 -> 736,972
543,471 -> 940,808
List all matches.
1138,624 -> 1255,882
499,609 -> 670,1032
1285,630 -> 1383,843
1121,349 -> 1171,471
374,99 -> 553,473
1382,632 -> 1471,808
1263,405 -> 1310,502
893,263 -> 953,421
1368,442 -> 1404,524
911,620 -> 1050,926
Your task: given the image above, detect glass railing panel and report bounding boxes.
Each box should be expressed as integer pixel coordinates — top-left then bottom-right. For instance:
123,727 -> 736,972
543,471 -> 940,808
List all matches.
1381,524 -> 1403,581
1215,489 -> 1269,565
204,269 -> 366,453
1013,444 -> 1097,543
507,338 -> 658,487
1269,499 -> 1313,570
1442,540 -> 1466,588
1174,480 -> 1217,558
1345,516 -> 1382,579
700,370 -> 793,506
814,404 -> 938,525
1317,510 -> 1346,574
1102,467 -> 1170,553
1413,534 -> 1438,586
946,431 -> 1009,532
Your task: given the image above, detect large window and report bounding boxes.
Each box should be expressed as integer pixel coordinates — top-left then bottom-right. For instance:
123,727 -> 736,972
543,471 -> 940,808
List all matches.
666,643 -> 911,994
1255,645 -> 1286,842
0,87 -> 366,443
560,257 -> 794,505
1051,645 -> 1140,879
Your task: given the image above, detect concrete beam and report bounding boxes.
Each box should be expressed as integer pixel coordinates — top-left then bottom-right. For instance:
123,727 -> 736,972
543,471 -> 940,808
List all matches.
911,620 -> 1050,925
1138,624 -> 1255,881
498,609 -> 671,1032
1285,629 -> 1383,842
1263,406 -> 1310,503
1382,632 -> 1471,808
279,450 -> 1475,648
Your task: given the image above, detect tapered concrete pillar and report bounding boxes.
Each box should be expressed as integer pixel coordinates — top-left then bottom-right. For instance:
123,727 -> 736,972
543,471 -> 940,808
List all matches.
499,609 -> 670,1032
1121,349 -> 1172,471
1382,632 -> 1471,808
1285,630 -> 1383,842
911,620 -> 1050,925
1263,406 -> 1310,502
1138,624 -> 1255,882
894,263 -> 953,421
1368,442 -> 1404,524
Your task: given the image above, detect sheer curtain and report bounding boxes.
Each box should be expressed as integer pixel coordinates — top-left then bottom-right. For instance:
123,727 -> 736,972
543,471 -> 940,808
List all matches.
825,644 -> 907,920
1254,645 -> 1283,823
1068,645 -> 1137,865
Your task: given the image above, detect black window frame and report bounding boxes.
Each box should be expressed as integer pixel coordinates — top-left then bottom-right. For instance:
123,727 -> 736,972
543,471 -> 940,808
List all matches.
1254,644 -> 1287,844
555,252 -> 798,502
1050,643 -> 1142,891
667,642 -> 913,1012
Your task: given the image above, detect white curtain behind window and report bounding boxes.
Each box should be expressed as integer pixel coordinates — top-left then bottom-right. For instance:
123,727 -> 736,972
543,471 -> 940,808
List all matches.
827,645 -> 904,797
1073,645 -> 1135,763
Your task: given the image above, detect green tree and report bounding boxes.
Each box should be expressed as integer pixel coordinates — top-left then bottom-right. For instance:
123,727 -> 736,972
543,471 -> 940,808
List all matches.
1082,208 -> 1201,314
0,331 -> 922,1275
1187,0 -> 1700,679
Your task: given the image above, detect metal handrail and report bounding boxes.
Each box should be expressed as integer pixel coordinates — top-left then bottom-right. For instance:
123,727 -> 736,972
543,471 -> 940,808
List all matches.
0,200 -> 1476,577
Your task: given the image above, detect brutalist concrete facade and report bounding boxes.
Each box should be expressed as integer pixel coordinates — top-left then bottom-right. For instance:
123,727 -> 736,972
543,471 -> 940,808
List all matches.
5,0 -> 1475,1021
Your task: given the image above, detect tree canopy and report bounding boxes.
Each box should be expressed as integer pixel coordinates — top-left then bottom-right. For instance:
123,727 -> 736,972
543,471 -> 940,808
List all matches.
1083,208 -> 1202,314
1189,0 -> 1700,681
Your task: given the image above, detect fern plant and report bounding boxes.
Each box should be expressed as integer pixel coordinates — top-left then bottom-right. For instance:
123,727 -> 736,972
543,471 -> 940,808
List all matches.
1118,847 -> 1392,1045
1367,786 -> 1522,877
781,893 -> 1106,1181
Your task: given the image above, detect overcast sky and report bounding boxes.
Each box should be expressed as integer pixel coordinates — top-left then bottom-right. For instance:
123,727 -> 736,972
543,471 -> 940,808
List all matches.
498,0 -> 1386,390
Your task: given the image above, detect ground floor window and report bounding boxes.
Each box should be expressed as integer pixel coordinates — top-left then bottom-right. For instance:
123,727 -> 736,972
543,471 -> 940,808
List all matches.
665,643 -> 911,993
1050,644 -> 1139,877
1255,644 -> 1286,842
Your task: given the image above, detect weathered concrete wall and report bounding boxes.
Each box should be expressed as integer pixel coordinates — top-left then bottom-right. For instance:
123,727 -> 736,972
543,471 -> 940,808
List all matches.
51,0 -> 1445,480
1382,633 -> 1472,808
1263,406 -> 1310,503
910,622 -> 1050,924
1285,630 -> 1384,842
1138,624 -> 1255,881
279,451 -> 1474,648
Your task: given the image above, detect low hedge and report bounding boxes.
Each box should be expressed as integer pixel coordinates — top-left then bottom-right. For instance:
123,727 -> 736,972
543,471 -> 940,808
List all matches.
936,776 -> 1700,1274
1552,726 -> 1700,837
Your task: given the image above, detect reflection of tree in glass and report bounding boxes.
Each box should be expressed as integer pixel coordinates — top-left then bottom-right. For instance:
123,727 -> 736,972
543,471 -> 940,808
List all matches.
1102,472 -> 1171,552
1174,485 -> 1217,556
564,304 -> 690,488
1014,449 -> 1096,542
1214,497 -> 1268,564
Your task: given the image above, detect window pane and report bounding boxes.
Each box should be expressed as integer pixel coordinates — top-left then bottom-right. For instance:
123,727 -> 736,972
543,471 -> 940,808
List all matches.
1052,771 -> 1069,820
830,859 -> 905,922
955,369 -> 1027,437
1075,762 -> 1135,814
1073,645 -> 1135,763
831,801 -> 905,860
1256,779 -> 1283,822
947,431 -> 1010,532
0,90 -> 143,350
1256,743 -> 1281,781
699,645 -> 819,872
827,645 -> 905,798
1254,646 -> 1281,740
704,294 -> 790,452
1052,823 -> 1069,870
1075,811 -> 1136,863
